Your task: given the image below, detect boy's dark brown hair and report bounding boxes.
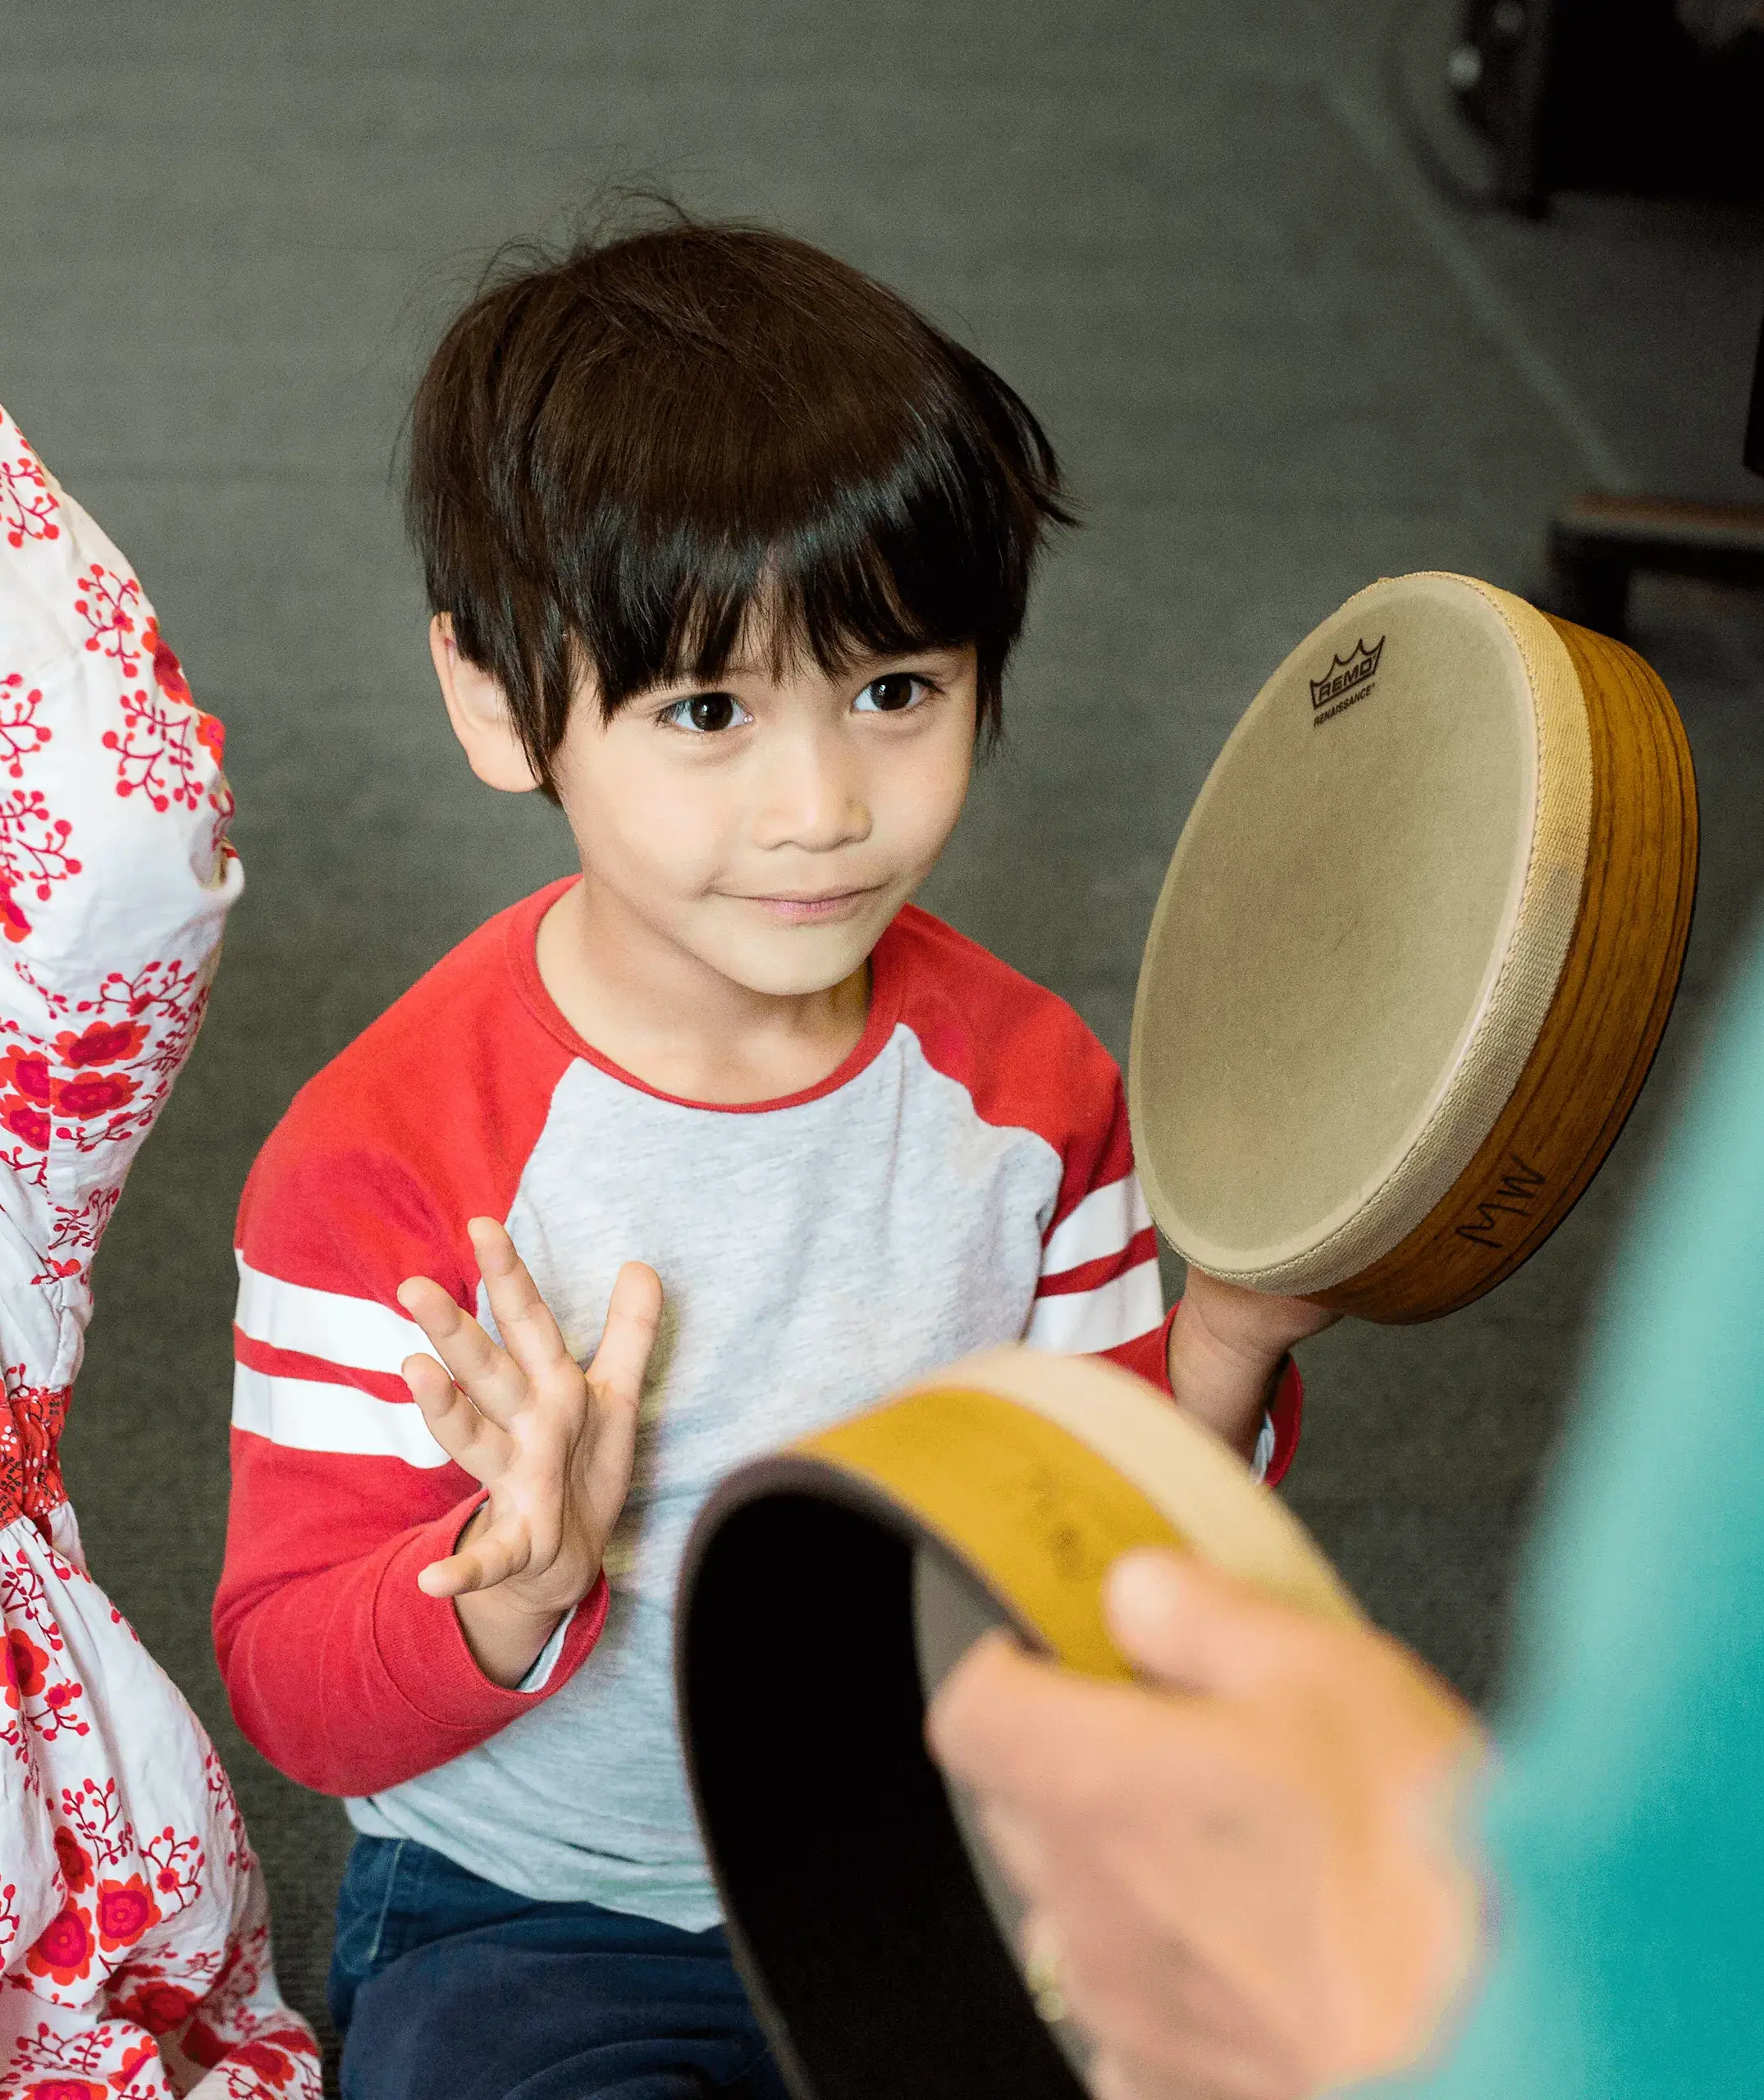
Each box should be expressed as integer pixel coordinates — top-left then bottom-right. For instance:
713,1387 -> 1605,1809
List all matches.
405,211 -> 1072,795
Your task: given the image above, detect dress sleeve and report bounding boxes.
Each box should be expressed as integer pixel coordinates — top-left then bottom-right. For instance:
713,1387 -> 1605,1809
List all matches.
1350,934 -> 1764,2100
0,404 -> 240,1406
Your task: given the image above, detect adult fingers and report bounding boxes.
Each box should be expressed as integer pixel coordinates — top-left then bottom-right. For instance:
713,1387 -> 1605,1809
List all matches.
1087,2051 -> 1189,2100
972,1796 -> 1047,1899
586,1261 -> 663,1415
401,1350 -> 513,1481
1089,2043 -> 1264,2100
467,1217 -> 581,1391
928,1632 -> 1148,1803
1104,1551 -> 1346,1701
397,1268 -> 531,1429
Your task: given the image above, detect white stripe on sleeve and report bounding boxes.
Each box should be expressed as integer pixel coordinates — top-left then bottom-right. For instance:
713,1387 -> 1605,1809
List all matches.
1040,1173 -> 1154,1278
235,1251 -> 430,1375
1024,1258 -> 1164,1354
231,1363 -> 451,1468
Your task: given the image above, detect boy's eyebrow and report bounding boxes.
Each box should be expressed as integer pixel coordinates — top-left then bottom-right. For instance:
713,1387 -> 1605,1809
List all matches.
655,643 -> 969,694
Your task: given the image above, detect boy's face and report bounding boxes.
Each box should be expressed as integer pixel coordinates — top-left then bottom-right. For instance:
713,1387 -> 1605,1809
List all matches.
436,619 -> 977,1001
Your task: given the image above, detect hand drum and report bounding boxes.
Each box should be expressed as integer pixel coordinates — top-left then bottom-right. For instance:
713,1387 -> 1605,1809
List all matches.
677,1349 -> 1354,2100
1130,571 -> 1697,1319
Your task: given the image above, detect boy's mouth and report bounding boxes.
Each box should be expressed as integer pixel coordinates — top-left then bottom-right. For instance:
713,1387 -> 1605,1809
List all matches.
737,887 -> 883,924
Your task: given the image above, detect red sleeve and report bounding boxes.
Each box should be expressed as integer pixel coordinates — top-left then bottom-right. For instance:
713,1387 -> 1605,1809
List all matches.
213,892 -> 609,1796
887,907 -> 1305,1479
219,1435 -> 611,1795
1102,1305 -> 1177,1390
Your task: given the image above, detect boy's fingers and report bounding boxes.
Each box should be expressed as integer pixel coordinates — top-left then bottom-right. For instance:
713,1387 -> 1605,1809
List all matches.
585,1262 -> 664,1414
402,1353 -> 514,1481
397,1271 -> 531,1428
468,1217 -> 580,1386
974,1796 -> 1047,1898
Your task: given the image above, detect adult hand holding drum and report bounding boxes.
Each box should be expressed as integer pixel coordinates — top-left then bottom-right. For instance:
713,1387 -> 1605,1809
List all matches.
675,573 -> 1698,2099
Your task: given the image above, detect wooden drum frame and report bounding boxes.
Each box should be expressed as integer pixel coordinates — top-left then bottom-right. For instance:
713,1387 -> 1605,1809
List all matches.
1128,576 -> 1698,1322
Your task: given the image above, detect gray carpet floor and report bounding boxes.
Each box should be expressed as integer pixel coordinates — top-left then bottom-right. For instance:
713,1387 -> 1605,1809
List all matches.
4,0 -> 1763,2069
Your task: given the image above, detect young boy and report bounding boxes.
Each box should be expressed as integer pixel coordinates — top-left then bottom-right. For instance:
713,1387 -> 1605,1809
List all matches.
213,218 -> 1328,2100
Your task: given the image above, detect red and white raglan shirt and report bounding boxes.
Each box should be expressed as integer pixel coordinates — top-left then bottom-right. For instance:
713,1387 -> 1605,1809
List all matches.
217,888 -> 1301,1929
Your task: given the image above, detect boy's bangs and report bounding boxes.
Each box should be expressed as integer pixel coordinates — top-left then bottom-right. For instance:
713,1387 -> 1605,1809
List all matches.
618,483 -> 992,711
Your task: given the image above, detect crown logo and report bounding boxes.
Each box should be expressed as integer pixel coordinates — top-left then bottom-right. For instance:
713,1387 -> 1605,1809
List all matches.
1309,635 -> 1384,711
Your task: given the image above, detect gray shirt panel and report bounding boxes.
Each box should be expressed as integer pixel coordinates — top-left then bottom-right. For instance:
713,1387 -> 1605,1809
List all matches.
348,1025 -> 1065,1922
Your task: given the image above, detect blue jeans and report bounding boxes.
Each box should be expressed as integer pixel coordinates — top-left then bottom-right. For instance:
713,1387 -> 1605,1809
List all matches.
331,1834 -> 793,2100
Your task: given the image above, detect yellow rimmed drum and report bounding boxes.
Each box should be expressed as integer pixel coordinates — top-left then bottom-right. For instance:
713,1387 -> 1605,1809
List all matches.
1130,573 -> 1696,1319
676,1347 -> 1355,2100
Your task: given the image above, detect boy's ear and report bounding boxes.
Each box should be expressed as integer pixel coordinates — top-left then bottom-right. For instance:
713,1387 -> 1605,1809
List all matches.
429,614 -> 542,794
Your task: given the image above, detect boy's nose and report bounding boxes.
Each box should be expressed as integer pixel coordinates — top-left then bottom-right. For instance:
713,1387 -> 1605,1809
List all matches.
752,737 -> 872,853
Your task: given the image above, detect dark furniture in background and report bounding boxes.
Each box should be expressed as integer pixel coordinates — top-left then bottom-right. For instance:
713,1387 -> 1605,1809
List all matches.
1544,297 -> 1764,634
1450,0 -> 1764,216
1422,0 -> 1764,633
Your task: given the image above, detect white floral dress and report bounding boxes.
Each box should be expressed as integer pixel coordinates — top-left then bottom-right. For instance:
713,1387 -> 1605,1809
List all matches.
0,406 -> 320,2098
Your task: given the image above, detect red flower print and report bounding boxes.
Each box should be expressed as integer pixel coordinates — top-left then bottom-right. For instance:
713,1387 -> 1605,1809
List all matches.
94,1873 -> 160,1952
24,2082 -> 107,2100
50,1071 -> 138,1120
108,2039 -> 158,2085
0,674 -> 52,778
0,784 -> 81,898
25,1900 -> 95,1984
111,1976 -> 197,2034
32,1675 -> 89,1740
144,621 -> 190,707
0,427 -> 60,547
222,2038 -> 299,2088
0,1047 -> 51,1102
196,712 -> 226,765
0,884 -> 30,943
1,1097 -> 50,1149
52,1826 -> 92,1894
180,2018 -> 226,2070
5,1627 -> 49,1707
53,1020 -> 147,1069
73,565 -> 142,673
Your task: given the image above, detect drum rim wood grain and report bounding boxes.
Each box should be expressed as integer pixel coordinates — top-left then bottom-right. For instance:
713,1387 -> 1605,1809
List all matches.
1312,612 -> 1697,1318
1127,576 -> 1698,1322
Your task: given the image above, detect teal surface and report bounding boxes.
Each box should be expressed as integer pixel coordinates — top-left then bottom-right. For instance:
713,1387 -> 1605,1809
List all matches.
1370,930 -> 1764,2097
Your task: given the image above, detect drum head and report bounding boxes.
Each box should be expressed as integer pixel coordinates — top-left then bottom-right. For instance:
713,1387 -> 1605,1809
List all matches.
676,1348 -> 1355,2100
1131,573 -> 1596,1299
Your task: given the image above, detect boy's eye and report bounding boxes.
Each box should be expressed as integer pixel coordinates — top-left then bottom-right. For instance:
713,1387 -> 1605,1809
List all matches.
854,673 -> 929,714
662,691 -> 752,734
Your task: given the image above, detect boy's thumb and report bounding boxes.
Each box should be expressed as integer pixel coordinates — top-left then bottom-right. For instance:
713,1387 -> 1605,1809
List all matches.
1104,1547 -> 1323,1697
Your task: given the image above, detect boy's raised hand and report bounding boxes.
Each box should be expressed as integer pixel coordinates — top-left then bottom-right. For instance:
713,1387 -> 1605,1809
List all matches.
1168,1265 -> 1340,1464
395,1218 -> 663,1687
